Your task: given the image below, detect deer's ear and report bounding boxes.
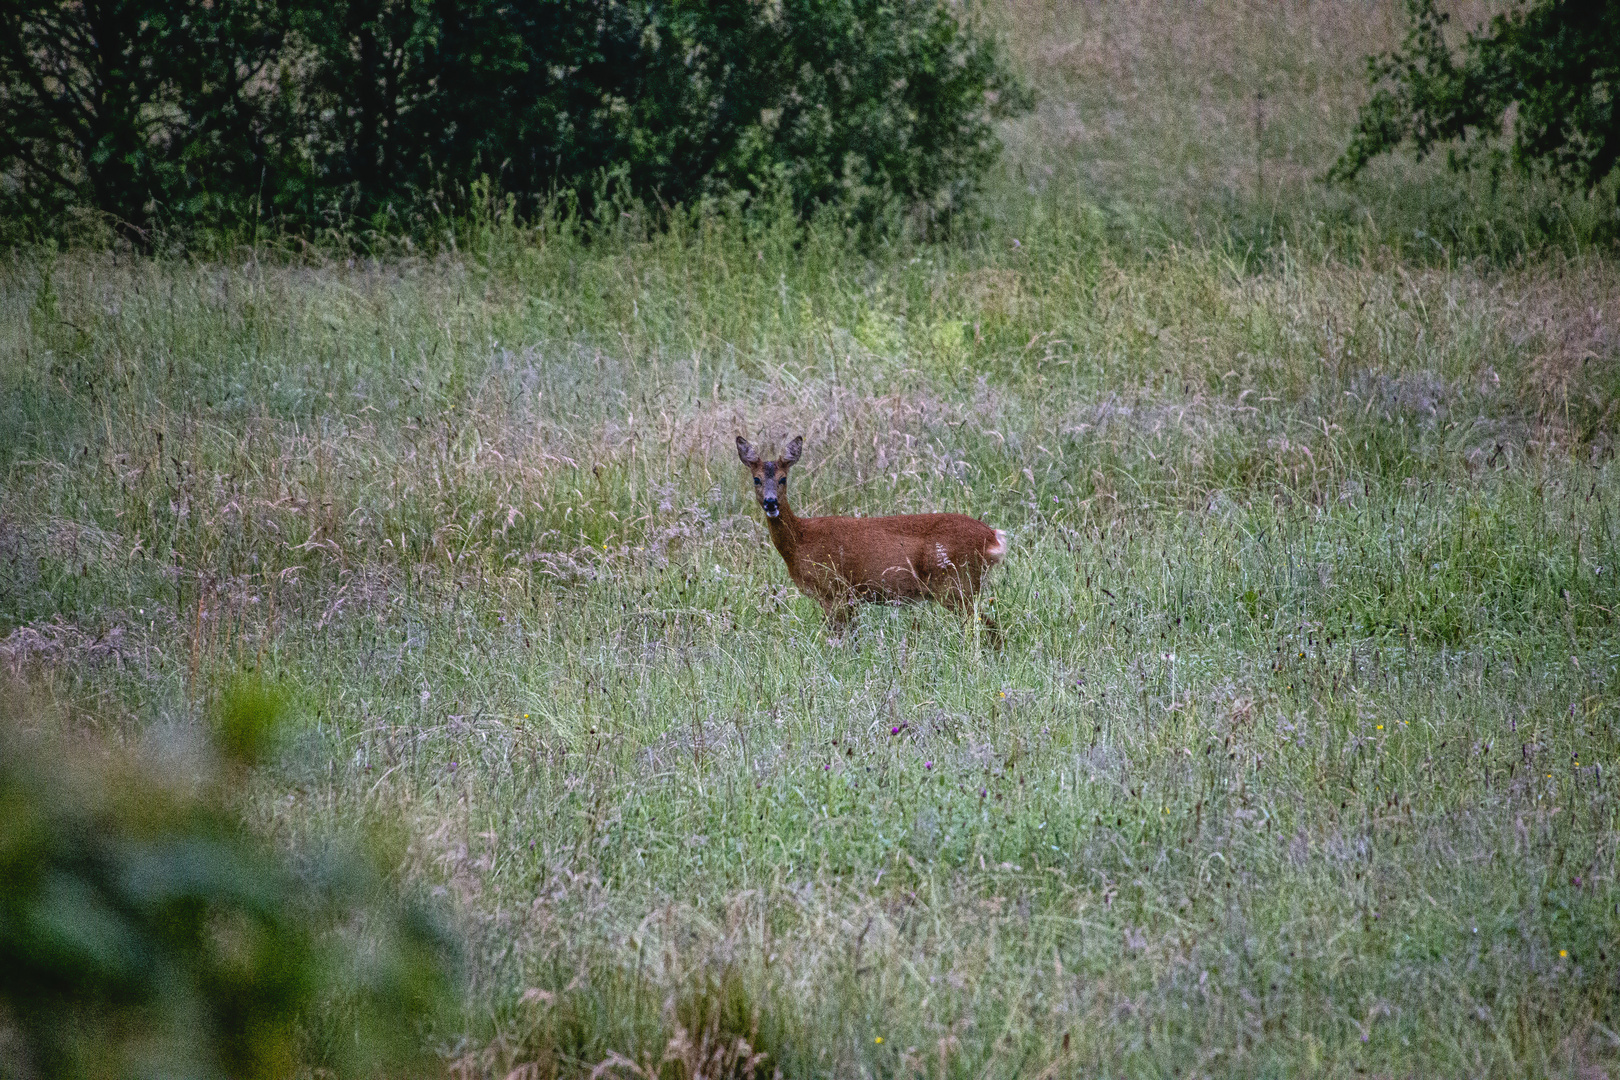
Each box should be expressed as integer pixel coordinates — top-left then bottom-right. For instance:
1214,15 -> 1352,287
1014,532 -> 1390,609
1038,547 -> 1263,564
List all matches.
781,436 -> 803,464
736,436 -> 760,464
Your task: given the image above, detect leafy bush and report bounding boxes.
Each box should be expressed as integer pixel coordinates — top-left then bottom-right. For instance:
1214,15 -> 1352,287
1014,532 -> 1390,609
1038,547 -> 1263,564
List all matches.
0,0 -> 1028,239
1332,0 -> 1619,197
0,0 -> 308,242
0,684 -> 455,1079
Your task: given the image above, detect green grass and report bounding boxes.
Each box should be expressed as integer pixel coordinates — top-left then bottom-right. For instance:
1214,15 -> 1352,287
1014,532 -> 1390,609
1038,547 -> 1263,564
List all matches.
4,2 -> 1620,1077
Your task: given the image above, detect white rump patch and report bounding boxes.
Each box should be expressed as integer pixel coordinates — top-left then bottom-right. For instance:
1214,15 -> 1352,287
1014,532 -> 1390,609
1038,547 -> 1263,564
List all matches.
985,529 -> 1008,564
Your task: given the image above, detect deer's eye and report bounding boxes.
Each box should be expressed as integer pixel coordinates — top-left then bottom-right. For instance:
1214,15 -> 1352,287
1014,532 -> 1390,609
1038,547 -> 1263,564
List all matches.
754,478 -> 761,485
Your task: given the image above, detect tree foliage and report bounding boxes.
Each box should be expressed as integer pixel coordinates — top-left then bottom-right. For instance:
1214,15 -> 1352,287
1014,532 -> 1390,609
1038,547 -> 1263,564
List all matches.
0,0 -> 1029,238
0,0 -> 308,238
1332,0 -> 1619,196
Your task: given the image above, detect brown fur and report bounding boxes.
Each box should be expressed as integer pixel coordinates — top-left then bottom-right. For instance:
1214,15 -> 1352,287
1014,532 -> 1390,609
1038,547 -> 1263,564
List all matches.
737,435 -> 1008,634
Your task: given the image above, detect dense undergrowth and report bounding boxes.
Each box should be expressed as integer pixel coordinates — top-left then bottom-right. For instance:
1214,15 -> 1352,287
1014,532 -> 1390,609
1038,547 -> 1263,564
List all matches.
3,1 -> 1620,1077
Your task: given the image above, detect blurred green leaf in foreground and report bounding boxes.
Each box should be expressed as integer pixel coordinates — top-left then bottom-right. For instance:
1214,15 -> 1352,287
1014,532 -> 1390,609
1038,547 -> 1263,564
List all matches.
0,682 -> 457,1079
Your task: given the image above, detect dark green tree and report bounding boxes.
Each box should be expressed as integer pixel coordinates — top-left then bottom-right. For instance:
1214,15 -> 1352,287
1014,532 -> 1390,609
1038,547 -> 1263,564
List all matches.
1331,0 -> 1620,197
2,0 -> 1027,235
0,0 -> 309,240
292,0 -> 1029,226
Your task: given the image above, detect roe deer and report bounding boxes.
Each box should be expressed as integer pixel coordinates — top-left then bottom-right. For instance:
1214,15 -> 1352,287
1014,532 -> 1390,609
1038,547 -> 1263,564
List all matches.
737,435 -> 1007,635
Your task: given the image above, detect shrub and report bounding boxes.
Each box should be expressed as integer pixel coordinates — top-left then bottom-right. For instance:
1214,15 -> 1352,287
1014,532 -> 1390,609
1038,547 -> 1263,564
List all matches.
0,0 -> 1029,238
0,0 -> 309,243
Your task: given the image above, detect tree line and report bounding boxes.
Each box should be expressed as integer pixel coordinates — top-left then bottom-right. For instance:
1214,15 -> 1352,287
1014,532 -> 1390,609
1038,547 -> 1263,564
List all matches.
4,0 -> 1615,247
0,0 -> 1029,242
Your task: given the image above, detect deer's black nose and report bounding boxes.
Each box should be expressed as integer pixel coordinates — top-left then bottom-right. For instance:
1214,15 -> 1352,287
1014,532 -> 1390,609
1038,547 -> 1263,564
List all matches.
762,497 -> 779,517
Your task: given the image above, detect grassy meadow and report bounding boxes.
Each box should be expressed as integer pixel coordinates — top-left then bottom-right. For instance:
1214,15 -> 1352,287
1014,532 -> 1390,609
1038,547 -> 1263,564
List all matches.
4,1 -> 1620,1076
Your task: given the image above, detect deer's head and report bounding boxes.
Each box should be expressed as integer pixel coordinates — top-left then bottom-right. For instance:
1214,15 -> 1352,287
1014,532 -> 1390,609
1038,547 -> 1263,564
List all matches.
736,435 -> 802,519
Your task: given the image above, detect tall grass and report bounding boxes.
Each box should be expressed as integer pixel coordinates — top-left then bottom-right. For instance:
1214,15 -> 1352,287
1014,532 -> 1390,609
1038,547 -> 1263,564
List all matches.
3,1 -> 1619,1077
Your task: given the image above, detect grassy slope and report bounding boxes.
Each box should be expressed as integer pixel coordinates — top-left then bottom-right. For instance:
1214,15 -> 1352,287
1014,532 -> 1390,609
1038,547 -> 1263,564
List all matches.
4,1 -> 1620,1076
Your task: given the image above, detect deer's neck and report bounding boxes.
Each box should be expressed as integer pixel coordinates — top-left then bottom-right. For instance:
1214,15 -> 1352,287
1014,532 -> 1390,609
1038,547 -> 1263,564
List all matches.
765,501 -> 804,564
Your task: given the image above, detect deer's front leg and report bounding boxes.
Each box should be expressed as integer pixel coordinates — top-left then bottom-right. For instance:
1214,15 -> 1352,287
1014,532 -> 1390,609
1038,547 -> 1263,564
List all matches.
820,595 -> 856,639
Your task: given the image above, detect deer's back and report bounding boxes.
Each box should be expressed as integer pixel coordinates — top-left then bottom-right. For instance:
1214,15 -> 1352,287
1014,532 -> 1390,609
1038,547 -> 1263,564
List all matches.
791,512 -> 999,598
